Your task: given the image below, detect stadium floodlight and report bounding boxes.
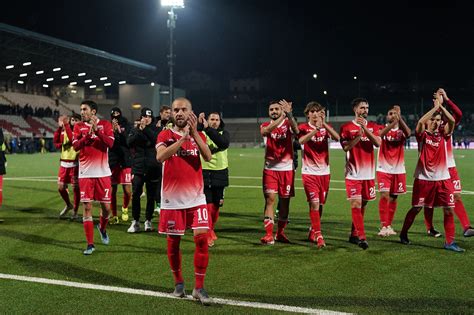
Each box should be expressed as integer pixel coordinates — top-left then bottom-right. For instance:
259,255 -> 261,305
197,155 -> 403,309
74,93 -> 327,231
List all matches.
36,70 -> 44,75
119,81 -> 126,85
5,65 -> 14,69
46,78 -> 54,82
42,84 -> 49,88
69,81 -> 77,86
53,67 -> 61,72
100,77 -> 108,81
89,85 -> 97,89
23,62 -> 32,66
78,72 -> 86,76
313,73 -> 318,79
17,80 -> 24,84
71,89 -> 77,94
323,90 -> 328,95
19,73 -> 28,77
161,0 -> 184,7
104,82 -> 111,87
151,82 -> 155,86
61,75 -> 69,79
84,79 -> 92,83
353,76 -> 357,80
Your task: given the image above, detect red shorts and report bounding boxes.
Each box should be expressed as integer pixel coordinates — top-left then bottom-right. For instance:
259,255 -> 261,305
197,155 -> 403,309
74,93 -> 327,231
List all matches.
79,177 -> 112,203
302,174 -> 330,204
111,166 -> 132,185
57,166 -> 78,185
262,169 -> 295,198
411,178 -> 455,208
376,172 -> 406,194
449,167 -> 462,193
345,179 -> 376,201
158,205 -> 210,235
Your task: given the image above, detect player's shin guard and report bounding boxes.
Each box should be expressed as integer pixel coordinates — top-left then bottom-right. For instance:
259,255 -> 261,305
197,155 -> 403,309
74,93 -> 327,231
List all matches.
401,207 -> 420,236
351,208 -> 365,240
444,211 -> 455,245
263,217 -> 274,236
194,233 -> 209,289
83,216 -> 94,245
453,200 -> 471,230
99,215 -> 109,232
378,198 -> 388,227
167,236 -> 183,285
423,207 -> 434,230
387,200 -> 397,226
309,209 -> 321,236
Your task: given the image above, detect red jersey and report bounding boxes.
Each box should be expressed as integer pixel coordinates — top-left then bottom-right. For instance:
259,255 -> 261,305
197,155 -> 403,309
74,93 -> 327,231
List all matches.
261,118 -> 294,171
377,127 -> 406,174
444,99 -> 462,168
340,120 -> 381,180
72,119 -> 114,178
298,122 -> 330,175
156,129 -> 207,209
414,130 -> 450,181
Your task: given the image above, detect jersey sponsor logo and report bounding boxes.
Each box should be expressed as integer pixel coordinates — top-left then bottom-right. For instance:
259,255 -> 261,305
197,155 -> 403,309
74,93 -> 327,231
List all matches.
270,132 -> 287,140
426,139 -> 439,147
174,147 -> 199,157
311,135 -> 326,142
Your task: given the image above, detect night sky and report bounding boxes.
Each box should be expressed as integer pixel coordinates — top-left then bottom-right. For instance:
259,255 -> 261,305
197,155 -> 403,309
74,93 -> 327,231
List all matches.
2,0 -> 474,91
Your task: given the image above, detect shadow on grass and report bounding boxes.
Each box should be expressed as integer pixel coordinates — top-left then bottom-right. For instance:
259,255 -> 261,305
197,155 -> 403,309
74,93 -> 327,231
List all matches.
0,229 -> 82,250
12,256 -> 170,293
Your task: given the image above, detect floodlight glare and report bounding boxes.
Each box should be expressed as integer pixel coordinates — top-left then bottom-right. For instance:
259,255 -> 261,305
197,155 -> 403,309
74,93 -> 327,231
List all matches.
161,0 -> 184,7
78,72 -> 86,76
353,76 -> 358,80
71,90 -> 77,94
323,90 -> 328,95
43,84 -> 49,88
90,85 -> 97,89
104,83 -> 111,86
61,75 -> 69,79
19,73 -> 27,77
151,82 -> 155,86
46,78 -> 54,82
119,81 -> 126,85
6,65 -> 14,69
313,73 -> 318,79
84,79 -> 92,83
17,80 -> 24,84
100,77 -> 108,81
53,67 -> 61,72
69,82 -> 77,86
23,62 -> 32,66
36,70 -> 44,75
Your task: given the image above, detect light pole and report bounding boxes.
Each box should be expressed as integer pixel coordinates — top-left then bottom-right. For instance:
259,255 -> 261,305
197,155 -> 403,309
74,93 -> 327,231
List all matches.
161,0 -> 184,104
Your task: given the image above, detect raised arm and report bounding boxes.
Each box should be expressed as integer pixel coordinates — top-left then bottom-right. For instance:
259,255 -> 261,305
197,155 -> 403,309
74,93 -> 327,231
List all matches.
358,117 -> 381,147
188,112 -> 212,162
280,99 -> 299,134
439,104 -> 455,135
261,113 -> 286,136
416,103 -> 440,134
156,134 -> 187,163
439,88 -> 462,125
205,127 -> 230,151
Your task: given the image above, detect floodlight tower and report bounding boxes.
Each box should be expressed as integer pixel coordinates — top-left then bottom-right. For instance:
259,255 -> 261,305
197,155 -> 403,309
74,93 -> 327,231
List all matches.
161,0 -> 184,104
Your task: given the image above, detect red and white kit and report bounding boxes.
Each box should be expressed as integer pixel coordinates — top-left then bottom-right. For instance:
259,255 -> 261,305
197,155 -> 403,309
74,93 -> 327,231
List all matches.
298,122 -> 331,203
412,130 -> 454,208
156,129 -> 209,235
340,120 -> 380,200
73,119 -> 114,203
261,118 -> 295,197
376,127 -> 407,194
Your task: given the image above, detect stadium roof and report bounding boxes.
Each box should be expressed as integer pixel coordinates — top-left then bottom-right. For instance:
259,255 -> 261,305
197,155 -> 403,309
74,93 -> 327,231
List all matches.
0,23 -> 157,87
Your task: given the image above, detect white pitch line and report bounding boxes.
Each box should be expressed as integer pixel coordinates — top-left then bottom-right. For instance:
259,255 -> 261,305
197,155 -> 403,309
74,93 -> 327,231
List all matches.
0,273 -> 349,315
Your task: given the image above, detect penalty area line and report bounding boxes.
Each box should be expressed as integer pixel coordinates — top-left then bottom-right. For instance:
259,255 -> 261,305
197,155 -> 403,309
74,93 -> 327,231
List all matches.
0,273 -> 349,314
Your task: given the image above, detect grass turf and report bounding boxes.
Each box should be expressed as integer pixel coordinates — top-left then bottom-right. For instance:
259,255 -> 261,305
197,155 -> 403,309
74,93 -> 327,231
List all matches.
0,148 -> 473,314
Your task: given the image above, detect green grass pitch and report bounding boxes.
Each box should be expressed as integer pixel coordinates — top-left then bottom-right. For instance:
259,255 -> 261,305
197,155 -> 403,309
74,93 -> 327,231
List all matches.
0,148 -> 473,314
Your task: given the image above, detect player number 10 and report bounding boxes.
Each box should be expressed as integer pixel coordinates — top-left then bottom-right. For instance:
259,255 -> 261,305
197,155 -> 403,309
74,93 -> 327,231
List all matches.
197,207 -> 209,221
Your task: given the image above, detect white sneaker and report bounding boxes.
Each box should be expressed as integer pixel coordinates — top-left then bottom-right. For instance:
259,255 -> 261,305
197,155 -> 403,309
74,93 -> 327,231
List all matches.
377,226 -> 389,237
127,220 -> 140,233
144,220 -> 153,232
386,225 -> 397,236
59,205 -> 73,217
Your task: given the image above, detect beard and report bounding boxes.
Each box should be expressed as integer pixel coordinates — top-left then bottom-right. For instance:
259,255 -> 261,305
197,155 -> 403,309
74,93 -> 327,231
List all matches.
175,118 -> 187,128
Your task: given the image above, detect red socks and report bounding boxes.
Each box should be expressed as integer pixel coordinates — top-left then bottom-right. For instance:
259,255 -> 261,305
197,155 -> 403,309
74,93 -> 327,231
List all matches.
277,219 -> 288,235
206,203 -> 215,229
58,188 -> 71,207
453,200 -> 471,230
99,215 -> 109,232
444,211 -> 455,245
401,207 -> 420,236
211,204 -> 219,228
83,217 -> 94,245
387,200 -> 397,226
264,217 -> 274,236
194,233 -> 209,289
309,209 -> 321,235
167,236 -> 183,285
351,207 -> 365,240
423,207 -> 434,230
378,198 -> 388,227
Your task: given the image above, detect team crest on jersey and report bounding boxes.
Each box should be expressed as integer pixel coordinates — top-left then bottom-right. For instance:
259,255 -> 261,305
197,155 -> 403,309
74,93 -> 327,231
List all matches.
167,220 -> 176,230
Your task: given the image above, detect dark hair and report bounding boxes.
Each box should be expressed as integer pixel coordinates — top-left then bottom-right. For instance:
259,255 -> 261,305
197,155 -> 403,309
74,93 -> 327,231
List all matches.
71,113 -> 81,121
160,105 -> 171,113
268,100 -> 280,107
304,101 -> 325,116
351,97 -> 368,109
81,100 -> 98,112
